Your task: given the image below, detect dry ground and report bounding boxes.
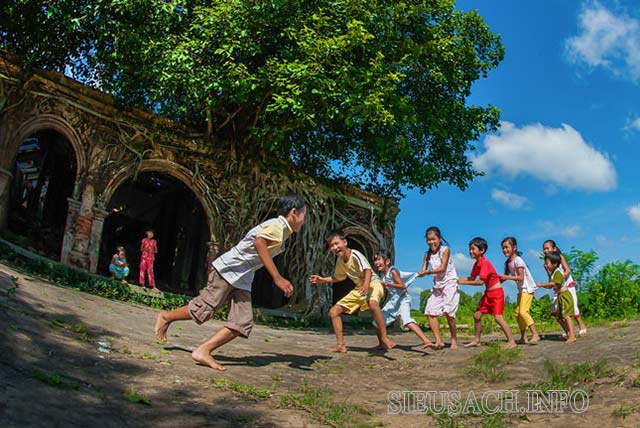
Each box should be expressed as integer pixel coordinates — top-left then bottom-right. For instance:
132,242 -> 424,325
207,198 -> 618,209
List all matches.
1,261 -> 639,428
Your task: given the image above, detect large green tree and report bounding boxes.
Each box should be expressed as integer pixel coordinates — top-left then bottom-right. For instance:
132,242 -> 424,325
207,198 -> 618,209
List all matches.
2,0 -> 504,197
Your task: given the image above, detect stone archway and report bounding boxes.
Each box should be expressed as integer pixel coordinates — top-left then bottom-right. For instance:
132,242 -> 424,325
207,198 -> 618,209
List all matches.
99,170 -> 211,294
6,129 -> 78,259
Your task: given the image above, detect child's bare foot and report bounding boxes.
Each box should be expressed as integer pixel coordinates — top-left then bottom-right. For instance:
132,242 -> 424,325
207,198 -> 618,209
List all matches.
383,340 -> 396,350
151,287 -> 160,293
450,340 -> 458,350
329,345 -> 347,353
422,341 -> 437,349
464,340 -> 481,348
370,343 -> 385,350
504,341 -> 518,349
516,338 -> 529,345
565,336 -> 577,344
155,312 -> 170,342
433,342 -> 445,350
530,335 -> 541,343
191,347 -> 226,371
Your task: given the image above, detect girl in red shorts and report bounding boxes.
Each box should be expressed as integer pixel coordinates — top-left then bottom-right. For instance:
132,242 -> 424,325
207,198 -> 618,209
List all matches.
458,237 -> 517,349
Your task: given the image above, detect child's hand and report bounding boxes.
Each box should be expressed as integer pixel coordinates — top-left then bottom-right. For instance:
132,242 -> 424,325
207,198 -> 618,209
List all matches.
356,285 -> 369,297
309,275 -> 323,284
418,270 -> 429,277
498,274 -> 508,281
275,277 -> 294,297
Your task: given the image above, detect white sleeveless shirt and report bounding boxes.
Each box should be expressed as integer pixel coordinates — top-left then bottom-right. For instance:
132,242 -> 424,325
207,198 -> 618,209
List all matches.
427,246 -> 458,289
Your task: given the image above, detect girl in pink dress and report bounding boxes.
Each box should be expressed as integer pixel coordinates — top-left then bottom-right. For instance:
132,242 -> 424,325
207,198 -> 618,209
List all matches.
139,228 -> 158,291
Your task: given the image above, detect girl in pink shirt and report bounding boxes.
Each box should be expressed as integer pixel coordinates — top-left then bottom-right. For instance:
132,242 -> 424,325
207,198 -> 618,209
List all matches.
139,228 -> 158,291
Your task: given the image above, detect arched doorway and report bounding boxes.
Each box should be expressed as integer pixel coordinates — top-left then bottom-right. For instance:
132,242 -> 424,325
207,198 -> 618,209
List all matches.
251,254 -> 290,309
99,171 -> 210,295
7,130 -> 77,259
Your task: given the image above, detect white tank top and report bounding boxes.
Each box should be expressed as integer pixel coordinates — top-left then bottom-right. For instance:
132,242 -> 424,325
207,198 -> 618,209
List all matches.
428,246 -> 458,288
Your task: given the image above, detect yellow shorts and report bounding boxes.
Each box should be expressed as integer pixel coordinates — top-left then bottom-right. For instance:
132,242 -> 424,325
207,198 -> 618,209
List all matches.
337,283 -> 384,314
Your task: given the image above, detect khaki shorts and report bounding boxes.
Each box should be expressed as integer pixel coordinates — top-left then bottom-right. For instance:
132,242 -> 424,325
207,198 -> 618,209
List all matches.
188,269 -> 253,337
336,282 -> 385,315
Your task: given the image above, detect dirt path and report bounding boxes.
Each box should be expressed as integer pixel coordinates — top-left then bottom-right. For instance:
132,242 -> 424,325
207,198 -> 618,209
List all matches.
1,262 -> 639,428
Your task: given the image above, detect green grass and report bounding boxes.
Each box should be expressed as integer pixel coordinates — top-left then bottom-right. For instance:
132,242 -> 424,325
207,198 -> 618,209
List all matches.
431,411 -> 509,428
464,342 -> 522,383
280,382 -> 381,428
520,359 -> 611,392
211,378 -> 275,401
49,319 -> 93,341
124,387 -> 151,405
33,368 -> 79,390
612,403 -> 637,419
0,241 -> 194,312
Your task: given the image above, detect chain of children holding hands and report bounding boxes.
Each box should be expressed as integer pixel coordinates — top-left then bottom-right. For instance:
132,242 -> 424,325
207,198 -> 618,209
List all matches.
154,194 -> 586,371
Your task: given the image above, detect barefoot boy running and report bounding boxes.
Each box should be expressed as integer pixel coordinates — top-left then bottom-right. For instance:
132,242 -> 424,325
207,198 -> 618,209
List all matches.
310,230 -> 395,353
155,194 -> 306,371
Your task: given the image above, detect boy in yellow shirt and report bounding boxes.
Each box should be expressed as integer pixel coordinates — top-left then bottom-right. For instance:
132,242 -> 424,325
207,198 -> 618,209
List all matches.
310,230 -> 395,353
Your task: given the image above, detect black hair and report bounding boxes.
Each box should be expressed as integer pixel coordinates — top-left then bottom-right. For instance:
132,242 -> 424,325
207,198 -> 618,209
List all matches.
144,227 -> 155,234
277,193 -> 306,216
469,237 -> 488,253
502,236 -> 523,274
544,251 -> 562,267
325,228 -> 346,243
424,226 -> 448,267
543,239 -> 562,254
116,246 -> 126,253
375,249 -> 392,262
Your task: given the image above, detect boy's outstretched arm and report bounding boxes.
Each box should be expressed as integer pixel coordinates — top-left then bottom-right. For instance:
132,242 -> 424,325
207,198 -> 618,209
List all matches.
254,236 -> 293,297
457,276 -> 484,286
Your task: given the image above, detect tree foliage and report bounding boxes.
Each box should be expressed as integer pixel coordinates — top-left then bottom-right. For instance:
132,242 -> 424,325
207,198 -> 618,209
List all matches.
2,0 -> 504,197
563,247 -> 598,287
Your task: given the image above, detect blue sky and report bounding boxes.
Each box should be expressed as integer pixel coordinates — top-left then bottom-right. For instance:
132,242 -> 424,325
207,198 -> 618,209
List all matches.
394,0 -> 640,306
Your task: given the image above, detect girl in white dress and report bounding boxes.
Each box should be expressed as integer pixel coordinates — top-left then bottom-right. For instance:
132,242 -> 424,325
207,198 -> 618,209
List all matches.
419,227 -> 460,350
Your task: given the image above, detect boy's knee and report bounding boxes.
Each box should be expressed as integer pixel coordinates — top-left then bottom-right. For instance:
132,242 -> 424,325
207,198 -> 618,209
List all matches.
329,305 -> 343,318
368,300 -> 380,310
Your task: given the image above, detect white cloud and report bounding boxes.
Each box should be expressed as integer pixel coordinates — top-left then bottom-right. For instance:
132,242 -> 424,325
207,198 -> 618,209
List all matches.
561,225 -> 581,239
537,221 -> 583,240
625,116 -> 640,132
451,252 -> 475,276
566,1 -> 640,82
473,121 -> 617,192
628,204 -> 640,226
491,189 -> 530,210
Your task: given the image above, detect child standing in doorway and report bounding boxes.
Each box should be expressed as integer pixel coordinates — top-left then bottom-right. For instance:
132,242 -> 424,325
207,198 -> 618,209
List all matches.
458,237 -> 517,349
419,226 -> 460,350
499,237 -> 540,344
140,228 -> 158,292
